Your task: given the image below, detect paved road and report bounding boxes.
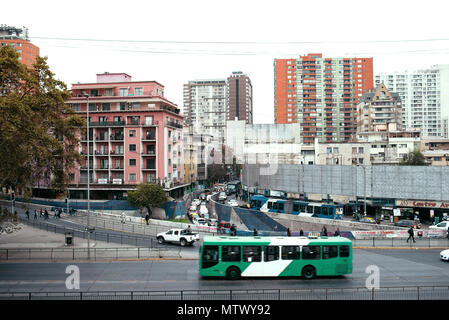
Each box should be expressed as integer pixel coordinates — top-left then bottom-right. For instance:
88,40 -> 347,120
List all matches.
1,248 -> 448,294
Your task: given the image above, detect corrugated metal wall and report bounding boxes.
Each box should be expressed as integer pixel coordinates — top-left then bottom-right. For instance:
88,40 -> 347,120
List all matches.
242,164 -> 449,201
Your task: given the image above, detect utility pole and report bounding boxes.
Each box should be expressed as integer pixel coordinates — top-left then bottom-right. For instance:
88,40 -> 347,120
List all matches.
83,93 -> 91,259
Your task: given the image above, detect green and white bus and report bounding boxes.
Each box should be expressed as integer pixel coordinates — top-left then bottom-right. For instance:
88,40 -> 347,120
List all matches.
199,236 -> 352,280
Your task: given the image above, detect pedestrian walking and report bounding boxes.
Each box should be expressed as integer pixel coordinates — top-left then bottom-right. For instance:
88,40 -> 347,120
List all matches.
407,226 -> 416,243
44,209 -> 49,220
25,209 -> 30,220
321,226 -> 328,237
145,213 -> 150,225
287,228 -> 291,237
230,224 -> 237,236
253,228 -> 258,236
299,229 -> 304,236
334,228 -> 341,237
34,210 -> 38,220
121,212 -> 126,224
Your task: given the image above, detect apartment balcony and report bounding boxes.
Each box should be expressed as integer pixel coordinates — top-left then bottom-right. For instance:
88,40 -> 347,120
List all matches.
141,151 -> 156,156
166,120 -> 183,129
89,121 -> 126,127
110,167 -> 124,170
142,120 -> 159,127
142,167 -> 157,171
110,135 -> 124,141
142,135 -> 156,141
94,150 -> 109,156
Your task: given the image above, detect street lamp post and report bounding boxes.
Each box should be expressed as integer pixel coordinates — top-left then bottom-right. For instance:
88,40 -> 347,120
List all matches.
355,166 -> 358,220
363,165 -> 367,217
83,93 -> 91,259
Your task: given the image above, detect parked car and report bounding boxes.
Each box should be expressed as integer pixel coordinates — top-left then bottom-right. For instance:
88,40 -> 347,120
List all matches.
440,249 -> 449,261
218,192 -> 227,202
429,221 -> 449,231
194,217 -> 208,226
394,219 -> 421,229
227,199 -> 239,207
359,217 -> 377,224
156,228 -> 199,246
199,205 -> 208,217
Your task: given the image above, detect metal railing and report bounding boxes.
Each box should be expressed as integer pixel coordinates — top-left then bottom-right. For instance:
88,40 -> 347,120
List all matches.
1,286 -> 448,300
16,218 -> 157,248
69,212 -> 215,239
0,247 -> 179,261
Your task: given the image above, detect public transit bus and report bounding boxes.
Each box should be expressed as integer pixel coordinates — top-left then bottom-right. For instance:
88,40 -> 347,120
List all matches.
251,196 -> 344,220
199,236 -> 352,280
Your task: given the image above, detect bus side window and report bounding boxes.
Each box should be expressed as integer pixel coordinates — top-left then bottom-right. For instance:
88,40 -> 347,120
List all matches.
264,246 -> 279,262
222,246 -> 241,262
300,205 -> 306,212
306,206 -> 313,214
339,245 -> 350,258
322,246 -> 338,259
281,246 -> 300,260
293,204 -> 299,212
202,246 -> 219,269
322,207 -> 328,216
268,202 -> 273,209
243,246 -> 262,262
302,246 -> 321,260
315,206 -> 321,215
278,203 -> 284,211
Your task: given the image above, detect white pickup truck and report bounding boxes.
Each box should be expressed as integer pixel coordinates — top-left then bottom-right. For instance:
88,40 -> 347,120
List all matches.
156,228 -> 200,246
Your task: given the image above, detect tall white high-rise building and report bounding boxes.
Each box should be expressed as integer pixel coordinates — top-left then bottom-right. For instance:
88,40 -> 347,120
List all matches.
183,79 -> 227,143
375,65 -> 449,138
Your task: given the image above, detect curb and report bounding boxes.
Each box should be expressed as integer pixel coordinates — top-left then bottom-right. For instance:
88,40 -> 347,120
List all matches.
354,246 -> 448,250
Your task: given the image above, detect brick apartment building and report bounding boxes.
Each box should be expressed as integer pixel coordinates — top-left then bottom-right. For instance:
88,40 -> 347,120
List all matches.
63,73 -> 186,200
274,53 -> 373,144
0,25 -> 39,67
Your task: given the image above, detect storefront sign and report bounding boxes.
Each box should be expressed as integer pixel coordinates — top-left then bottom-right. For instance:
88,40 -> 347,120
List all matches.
396,199 -> 449,209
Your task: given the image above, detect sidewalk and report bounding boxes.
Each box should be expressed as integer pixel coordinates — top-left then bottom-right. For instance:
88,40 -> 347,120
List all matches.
0,223 -> 133,249
0,223 -> 199,261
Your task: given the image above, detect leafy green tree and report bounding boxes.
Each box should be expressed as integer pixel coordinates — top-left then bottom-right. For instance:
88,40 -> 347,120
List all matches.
207,164 -> 228,186
0,45 -> 84,195
127,183 -> 167,218
399,150 -> 428,166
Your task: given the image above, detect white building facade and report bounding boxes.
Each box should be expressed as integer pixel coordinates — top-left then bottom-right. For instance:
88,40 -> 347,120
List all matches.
375,65 -> 449,138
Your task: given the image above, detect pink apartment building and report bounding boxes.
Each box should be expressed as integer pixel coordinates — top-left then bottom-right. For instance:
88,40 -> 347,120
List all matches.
65,73 -> 186,200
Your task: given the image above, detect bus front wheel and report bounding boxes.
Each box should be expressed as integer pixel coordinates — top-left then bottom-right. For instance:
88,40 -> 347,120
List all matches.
302,266 -> 316,280
226,267 -> 241,280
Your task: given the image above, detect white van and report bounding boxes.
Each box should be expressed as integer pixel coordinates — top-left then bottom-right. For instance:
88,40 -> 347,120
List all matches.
199,205 -> 208,216
194,217 -> 208,225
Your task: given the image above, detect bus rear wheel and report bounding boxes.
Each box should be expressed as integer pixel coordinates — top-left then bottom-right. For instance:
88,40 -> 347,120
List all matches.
226,267 -> 241,280
302,266 -> 316,280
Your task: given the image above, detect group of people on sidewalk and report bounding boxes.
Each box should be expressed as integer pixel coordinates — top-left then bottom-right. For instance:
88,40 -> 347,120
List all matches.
25,208 -> 49,220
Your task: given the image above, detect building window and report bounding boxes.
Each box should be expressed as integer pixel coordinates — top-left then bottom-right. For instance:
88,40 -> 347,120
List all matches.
129,173 -> 137,182
129,144 -> 136,152
129,130 -> 136,138
119,88 -> 128,96
358,147 -> 364,154
129,159 -> 136,166
134,87 -> 143,96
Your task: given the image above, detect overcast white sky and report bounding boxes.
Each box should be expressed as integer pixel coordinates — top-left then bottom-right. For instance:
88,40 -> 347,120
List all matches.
3,0 -> 449,123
